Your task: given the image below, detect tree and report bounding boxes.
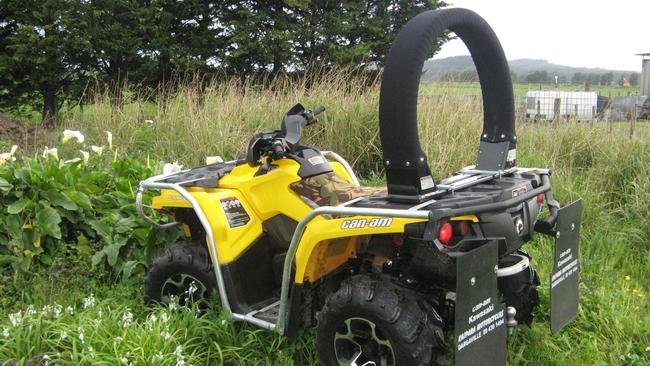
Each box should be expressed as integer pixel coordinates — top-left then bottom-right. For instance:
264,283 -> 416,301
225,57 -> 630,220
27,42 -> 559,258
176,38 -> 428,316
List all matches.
219,0 -> 302,75
599,72 -> 613,86
571,72 -> 585,85
83,0 -> 158,107
221,0 -> 445,74
525,70 -> 549,84
0,0 -> 93,127
509,70 -> 520,83
303,0 -> 444,67
629,72 -> 639,86
141,0 -> 229,84
1,0 -> 449,124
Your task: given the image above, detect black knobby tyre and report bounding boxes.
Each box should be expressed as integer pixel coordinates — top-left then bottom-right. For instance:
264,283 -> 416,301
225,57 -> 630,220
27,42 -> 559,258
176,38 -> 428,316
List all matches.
316,274 -> 447,366
144,242 -> 217,309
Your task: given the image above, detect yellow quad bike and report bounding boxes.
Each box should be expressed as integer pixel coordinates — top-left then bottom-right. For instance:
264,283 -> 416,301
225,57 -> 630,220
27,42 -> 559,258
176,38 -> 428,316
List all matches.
136,8 -> 583,366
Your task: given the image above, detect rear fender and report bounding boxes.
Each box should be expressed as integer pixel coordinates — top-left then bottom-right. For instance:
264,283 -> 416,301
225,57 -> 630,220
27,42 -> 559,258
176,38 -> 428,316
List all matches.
454,240 -> 507,366
550,199 -> 582,334
295,216 -> 427,283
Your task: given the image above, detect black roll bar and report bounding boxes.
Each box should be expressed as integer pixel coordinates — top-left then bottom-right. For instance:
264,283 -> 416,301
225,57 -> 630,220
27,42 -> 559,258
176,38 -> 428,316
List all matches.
379,8 -> 515,201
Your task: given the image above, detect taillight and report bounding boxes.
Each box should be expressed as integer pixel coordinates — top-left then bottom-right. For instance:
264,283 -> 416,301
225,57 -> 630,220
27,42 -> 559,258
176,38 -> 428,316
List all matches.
439,222 -> 453,245
537,193 -> 544,203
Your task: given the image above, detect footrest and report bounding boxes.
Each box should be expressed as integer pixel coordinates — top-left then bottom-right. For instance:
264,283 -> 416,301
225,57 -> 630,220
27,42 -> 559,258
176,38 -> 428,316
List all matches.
248,300 -> 280,323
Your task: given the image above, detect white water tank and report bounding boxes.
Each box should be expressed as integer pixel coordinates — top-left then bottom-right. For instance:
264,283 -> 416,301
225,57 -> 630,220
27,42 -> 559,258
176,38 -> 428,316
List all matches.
525,91 -> 598,120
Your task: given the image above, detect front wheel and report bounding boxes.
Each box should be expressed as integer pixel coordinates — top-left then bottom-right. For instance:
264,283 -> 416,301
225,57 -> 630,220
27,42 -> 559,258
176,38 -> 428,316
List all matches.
144,242 -> 217,311
316,274 -> 447,366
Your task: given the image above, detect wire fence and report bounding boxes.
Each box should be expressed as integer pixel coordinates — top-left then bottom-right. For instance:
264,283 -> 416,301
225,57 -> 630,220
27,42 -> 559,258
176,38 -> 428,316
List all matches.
518,89 -> 649,139
420,82 -> 649,139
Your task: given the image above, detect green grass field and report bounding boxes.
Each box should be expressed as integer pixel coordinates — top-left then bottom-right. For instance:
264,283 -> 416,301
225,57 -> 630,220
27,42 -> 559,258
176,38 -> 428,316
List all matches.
421,81 -> 641,98
1,74 -> 648,365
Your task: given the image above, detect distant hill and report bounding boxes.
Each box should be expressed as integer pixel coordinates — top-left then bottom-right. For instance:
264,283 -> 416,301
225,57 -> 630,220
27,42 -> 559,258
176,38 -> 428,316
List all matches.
422,56 -> 635,82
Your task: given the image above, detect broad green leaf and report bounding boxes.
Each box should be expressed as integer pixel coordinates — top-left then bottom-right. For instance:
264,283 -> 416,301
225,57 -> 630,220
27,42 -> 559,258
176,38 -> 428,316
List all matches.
13,168 -> 31,185
66,191 -> 92,209
0,177 -> 12,193
7,198 -> 29,214
105,236 -> 129,266
76,234 -> 93,257
106,243 -> 122,267
132,227 -> 150,243
5,215 -> 21,238
41,190 -> 78,211
35,206 -> 62,239
0,255 -> 19,266
39,252 -> 53,265
89,219 -> 112,240
121,260 -> 144,281
91,251 -> 105,267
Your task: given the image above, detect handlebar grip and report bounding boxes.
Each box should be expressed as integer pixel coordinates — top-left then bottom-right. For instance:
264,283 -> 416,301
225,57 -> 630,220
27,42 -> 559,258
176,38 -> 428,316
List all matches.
312,106 -> 326,116
272,140 -> 284,154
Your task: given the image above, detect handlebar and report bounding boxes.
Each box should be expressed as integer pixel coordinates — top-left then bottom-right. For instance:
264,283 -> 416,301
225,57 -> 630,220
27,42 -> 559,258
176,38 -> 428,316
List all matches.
303,106 -> 326,125
269,138 -> 286,160
312,105 -> 326,116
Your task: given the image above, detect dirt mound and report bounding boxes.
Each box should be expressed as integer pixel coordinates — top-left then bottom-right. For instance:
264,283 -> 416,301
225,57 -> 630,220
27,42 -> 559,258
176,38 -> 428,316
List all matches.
0,113 -> 42,144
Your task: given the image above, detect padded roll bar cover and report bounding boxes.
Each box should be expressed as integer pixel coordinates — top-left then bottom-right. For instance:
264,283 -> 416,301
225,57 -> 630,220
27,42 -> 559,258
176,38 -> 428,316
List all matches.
379,8 -> 515,198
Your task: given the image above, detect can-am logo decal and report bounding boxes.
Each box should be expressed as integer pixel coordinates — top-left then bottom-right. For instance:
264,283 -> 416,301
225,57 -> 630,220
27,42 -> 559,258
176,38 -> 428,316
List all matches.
341,218 -> 393,229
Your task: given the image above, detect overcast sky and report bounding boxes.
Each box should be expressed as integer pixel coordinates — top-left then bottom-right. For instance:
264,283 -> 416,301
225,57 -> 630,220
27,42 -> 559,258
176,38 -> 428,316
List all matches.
437,0 -> 648,72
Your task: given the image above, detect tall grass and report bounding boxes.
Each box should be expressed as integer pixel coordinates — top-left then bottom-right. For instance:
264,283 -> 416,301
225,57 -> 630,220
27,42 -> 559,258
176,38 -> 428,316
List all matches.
6,71 -> 650,364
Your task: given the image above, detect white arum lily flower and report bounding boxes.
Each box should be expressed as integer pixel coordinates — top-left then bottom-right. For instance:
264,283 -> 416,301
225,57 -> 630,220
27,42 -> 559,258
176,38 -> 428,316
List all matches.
106,131 -> 113,150
83,294 -> 95,308
0,145 -> 18,165
144,119 -> 154,124
163,162 -> 183,174
64,158 -> 82,164
80,150 -> 90,164
91,145 -> 105,156
62,130 -> 85,144
42,147 -> 59,160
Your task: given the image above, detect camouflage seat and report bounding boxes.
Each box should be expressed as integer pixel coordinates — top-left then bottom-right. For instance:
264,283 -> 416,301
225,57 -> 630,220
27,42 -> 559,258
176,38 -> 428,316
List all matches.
290,172 -> 387,207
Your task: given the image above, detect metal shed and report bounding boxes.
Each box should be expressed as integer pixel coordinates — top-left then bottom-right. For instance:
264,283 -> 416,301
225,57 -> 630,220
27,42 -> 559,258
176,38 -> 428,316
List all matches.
638,53 -> 650,96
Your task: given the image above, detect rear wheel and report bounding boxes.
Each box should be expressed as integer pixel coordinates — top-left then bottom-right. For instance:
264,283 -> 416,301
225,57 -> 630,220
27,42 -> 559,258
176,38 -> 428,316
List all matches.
145,242 -> 217,311
316,274 -> 447,366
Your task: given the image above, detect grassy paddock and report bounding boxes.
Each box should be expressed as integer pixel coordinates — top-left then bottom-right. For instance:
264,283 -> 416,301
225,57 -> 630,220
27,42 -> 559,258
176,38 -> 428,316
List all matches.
2,74 -> 649,365
420,81 -> 641,98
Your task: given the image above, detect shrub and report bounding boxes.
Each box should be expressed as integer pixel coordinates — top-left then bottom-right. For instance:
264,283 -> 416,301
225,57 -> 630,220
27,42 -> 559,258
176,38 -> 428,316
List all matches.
0,144 -> 178,281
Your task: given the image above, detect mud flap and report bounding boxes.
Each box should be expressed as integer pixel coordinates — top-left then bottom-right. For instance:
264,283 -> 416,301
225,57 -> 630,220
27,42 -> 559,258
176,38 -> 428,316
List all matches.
550,199 -> 583,334
454,240 -> 506,366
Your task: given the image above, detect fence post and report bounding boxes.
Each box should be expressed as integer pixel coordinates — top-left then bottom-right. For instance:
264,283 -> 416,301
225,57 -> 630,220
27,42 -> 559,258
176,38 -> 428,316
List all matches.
591,106 -> 596,123
574,104 -> 578,119
553,98 -> 561,127
607,91 -> 613,133
536,100 -> 541,121
629,104 -> 636,138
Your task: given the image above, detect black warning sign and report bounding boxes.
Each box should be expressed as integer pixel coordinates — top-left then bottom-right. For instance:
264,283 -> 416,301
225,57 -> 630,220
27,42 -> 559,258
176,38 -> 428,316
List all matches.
550,199 -> 582,334
220,197 -> 250,228
455,240 -> 506,366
